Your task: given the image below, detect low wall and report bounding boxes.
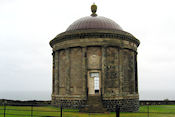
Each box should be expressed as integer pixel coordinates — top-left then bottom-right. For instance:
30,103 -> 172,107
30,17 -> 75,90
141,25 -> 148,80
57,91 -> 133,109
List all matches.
1,99 -> 175,107
0,99 -> 51,106
140,100 -> 175,105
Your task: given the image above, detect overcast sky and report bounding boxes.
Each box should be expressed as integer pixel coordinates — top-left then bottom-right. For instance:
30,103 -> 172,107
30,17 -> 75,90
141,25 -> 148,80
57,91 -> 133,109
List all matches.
0,0 -> 175,100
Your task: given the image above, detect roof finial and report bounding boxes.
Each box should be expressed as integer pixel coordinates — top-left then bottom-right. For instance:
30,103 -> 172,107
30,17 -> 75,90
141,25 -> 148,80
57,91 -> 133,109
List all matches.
91,3 -> 97,17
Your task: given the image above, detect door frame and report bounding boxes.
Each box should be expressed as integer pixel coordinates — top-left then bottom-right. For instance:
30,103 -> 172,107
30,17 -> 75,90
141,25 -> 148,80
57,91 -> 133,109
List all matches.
87,70 -> 101,95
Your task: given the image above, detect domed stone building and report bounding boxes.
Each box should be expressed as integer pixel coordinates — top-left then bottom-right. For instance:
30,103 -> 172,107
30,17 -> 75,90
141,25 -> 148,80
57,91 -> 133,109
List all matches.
50,4 -> 140,112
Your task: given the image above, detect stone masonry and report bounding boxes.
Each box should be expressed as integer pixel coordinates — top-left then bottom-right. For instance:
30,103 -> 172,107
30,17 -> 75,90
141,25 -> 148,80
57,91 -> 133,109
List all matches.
50,4 -> 140,112
50,29 -> 140,112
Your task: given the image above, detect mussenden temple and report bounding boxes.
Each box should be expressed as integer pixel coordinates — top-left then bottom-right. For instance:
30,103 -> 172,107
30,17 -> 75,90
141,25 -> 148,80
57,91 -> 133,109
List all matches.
49,4 -> 140,112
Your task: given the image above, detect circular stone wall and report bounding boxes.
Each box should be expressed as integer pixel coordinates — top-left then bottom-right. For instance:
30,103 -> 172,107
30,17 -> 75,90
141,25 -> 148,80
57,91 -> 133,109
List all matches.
50,29 -> 140,112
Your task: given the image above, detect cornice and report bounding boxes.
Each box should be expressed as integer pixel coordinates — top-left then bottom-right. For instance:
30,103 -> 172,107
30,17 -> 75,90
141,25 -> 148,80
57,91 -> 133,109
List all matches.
50,29 -> 140,48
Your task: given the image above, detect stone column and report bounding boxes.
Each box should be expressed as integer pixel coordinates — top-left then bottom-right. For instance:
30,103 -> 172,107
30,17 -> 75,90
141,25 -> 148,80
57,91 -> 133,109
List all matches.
134,52 -> 138,93
119,48 -> 123,93
82,47 -> 87,98
130,51 -> 135,94
102,46 -> 107,95
52,51 -> 55,95
54,50 -> 59,95
65,48 -> 70,95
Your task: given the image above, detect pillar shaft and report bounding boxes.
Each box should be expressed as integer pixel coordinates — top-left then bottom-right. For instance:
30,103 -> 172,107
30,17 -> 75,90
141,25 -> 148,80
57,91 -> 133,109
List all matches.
119,49 -> 124,93
65,48 -> 70,95
52,52 -> 55,95
54,50 -> 59,95
82,47 -> 87,97
135,52 -> 138,93
102,46 -> 107,95
130,51 -> 135,94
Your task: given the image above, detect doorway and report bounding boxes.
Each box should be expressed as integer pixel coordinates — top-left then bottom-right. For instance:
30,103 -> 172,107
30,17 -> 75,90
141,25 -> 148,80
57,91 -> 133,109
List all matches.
88,70 -> 101,95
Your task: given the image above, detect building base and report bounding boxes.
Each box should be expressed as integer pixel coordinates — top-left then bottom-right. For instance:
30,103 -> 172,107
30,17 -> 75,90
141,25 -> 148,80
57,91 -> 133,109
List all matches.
52,97 -> 139,112
102,99 -> 139,112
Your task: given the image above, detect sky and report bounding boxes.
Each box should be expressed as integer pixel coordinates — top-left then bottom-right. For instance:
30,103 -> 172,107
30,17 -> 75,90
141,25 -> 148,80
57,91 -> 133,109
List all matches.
0,0 -> 175,100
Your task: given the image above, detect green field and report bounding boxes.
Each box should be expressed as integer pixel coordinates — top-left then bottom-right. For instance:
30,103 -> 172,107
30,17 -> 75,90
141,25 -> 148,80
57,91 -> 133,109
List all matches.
0,105 -> 175,117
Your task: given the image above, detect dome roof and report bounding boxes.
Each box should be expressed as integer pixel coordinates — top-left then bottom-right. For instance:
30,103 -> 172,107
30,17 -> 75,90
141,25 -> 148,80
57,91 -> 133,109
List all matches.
66,16 -> 123,31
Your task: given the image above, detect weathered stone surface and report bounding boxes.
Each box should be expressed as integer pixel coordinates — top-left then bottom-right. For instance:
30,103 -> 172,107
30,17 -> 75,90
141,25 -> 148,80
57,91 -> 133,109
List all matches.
80,95 -> 107,113
70,47 -> 83,95
50,28 -> 140,112
105,47 -> 119,95
58,50 -> 66,95
52,99 -> 86,109
102,99 -> 139,112
87,47 -> 101,69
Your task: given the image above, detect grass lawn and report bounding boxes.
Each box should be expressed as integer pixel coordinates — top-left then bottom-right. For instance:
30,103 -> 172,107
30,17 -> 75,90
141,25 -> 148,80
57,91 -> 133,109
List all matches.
0,105 -> 175,117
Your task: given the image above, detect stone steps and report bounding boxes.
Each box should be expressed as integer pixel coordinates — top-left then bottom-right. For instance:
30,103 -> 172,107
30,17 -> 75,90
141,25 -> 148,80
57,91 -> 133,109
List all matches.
80,95 -> 107,113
